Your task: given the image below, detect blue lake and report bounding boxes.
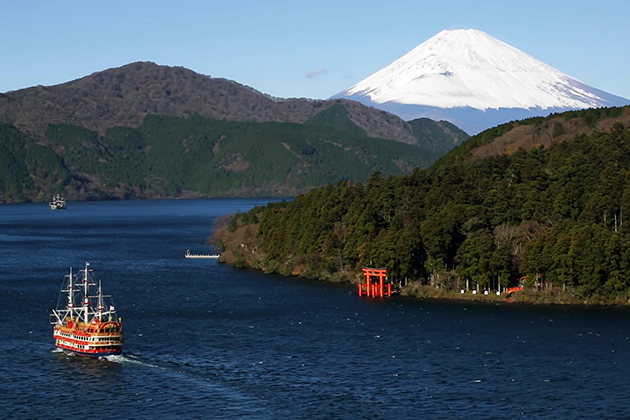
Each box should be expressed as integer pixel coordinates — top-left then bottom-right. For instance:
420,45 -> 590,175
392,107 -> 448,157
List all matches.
1,198 -> 629,419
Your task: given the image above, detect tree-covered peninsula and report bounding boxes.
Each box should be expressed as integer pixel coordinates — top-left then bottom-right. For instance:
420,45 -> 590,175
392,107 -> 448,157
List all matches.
214,106 -> 630,304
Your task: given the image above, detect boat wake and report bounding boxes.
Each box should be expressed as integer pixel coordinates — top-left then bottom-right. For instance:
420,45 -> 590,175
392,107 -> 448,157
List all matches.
53,347 -> 160,369
102,354 -> 159,368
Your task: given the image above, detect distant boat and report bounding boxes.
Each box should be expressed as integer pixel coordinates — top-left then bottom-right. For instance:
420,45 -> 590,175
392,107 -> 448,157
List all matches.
49,194 -> 67,210
50,262 -> 123,357
185,249 -> 220,259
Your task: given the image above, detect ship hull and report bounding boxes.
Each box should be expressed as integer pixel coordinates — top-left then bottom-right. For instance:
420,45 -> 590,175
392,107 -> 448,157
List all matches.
53,322 -> 123,358
185,255 -> 219,259
56,345 -> 122,357
185,250 -> 220,259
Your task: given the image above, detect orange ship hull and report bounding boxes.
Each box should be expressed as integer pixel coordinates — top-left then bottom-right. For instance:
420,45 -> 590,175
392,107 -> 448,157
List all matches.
53,321 -> 123,357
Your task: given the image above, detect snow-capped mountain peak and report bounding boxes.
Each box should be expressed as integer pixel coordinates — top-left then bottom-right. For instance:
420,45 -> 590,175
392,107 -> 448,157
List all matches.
342,28 -> 617,111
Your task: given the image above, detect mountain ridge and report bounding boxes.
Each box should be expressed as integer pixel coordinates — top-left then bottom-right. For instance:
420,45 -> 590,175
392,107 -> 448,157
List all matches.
0,61 -> 467,148
0,61 -> 472,202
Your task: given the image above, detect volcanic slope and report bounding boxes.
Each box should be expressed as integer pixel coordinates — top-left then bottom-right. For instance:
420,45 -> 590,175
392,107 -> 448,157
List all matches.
334,29 -> 630,134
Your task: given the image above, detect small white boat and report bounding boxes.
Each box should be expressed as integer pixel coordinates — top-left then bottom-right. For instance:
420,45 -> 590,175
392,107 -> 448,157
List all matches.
49,194 -> 67,210
185,249 -> 220,259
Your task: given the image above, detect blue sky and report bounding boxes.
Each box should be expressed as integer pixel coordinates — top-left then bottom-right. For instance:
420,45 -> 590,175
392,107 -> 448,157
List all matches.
2,0 -> 629,100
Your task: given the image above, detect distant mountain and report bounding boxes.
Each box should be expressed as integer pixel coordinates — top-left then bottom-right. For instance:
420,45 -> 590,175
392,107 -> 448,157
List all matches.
0,62 -> 474,202
0,61 -> 467,150
334,29 -> 630,134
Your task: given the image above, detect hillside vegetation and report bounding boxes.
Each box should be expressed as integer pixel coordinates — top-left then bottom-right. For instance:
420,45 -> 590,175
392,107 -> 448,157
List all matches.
216,107 -> 630,302
0,124 -> 71,202
0,112 -> 443,202
436,106 -> 630,169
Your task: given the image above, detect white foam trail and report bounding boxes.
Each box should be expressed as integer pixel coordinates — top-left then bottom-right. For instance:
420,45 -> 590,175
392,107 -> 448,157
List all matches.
102,354 -> 159,368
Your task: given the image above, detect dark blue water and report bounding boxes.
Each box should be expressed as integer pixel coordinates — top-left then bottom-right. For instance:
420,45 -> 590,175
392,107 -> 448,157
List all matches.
1,199 -> 630,419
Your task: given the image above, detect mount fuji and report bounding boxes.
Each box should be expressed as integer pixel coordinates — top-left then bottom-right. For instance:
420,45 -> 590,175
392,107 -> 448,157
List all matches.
333,29 -> 630,134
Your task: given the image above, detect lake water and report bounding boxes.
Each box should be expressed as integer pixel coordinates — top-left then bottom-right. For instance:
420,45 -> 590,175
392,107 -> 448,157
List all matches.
1,199 -> 629,419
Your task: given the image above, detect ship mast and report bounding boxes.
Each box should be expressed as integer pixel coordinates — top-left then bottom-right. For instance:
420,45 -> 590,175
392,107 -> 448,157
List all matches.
83,262 -> 90,323
66,267 -> 74,310
97,280 -> 104,321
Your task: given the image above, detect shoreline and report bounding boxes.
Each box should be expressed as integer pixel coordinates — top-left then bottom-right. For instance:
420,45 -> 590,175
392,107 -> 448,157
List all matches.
0,195 -> 292,205
217,257 -> 630,308
399,284 -> 630,307
213,223 -> 630,309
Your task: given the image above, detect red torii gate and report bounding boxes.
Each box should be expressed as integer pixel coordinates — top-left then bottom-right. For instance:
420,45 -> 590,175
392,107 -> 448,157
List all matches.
358,267 -> 391,298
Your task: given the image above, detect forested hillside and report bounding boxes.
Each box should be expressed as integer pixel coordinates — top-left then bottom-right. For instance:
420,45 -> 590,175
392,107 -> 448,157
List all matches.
216,107 -> 630,301
0,112 -> 442,202
0,124 -> 71,202
436,106 -> 630,168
